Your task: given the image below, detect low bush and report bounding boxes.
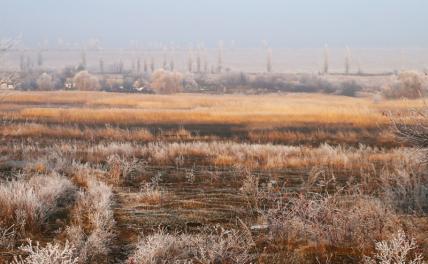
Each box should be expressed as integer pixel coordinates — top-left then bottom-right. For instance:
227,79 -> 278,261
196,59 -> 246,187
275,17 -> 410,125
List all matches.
265,193 -> 399,262
73,71 -> 100,91
383,71 -> 425,99
338,80 -> 363,97
363,230 -> 423,264
12,240 -> 78,264
67,178 -> 115,262
127,228 -> 253,264
0,173 -> 75,233
150,69 -> 183,94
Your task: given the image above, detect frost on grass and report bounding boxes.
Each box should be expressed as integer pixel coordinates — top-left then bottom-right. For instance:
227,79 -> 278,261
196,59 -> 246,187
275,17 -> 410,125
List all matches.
0,173 -> 75,233
364,230 -> 423,264
0,225 -> 16,249
265,192 -> 400,260
127,228 -> 253,264
67,178 -> 115,262
12,240 -> 78,264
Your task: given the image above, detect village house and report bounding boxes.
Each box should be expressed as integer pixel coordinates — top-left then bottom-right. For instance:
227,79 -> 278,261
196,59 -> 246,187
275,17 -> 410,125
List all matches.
0,81 -> 14,90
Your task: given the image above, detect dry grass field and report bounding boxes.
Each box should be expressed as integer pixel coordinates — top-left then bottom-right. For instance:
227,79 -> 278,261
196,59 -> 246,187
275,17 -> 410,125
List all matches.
1,91 -> 427,263
2,91 -> 425,127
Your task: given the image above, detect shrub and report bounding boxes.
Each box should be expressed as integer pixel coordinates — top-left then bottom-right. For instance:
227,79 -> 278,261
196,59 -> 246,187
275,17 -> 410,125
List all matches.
67,178 -> 115,262
363,230 -> 423,264
338,80 -> 363,97
12,240 -> 78,264
265,193 -> 399,261
0,225 -> 16,249
106,154 -> 142,184
138,180 -> 164,205
73,71 -> 100,91
127,228 -> 253,264
150,69 -> 183,94
0,174 -> 75,233
380,165 -> 428,214
36,73 -> 54,91
298,75 -> 335,93
383,71 -> 425,99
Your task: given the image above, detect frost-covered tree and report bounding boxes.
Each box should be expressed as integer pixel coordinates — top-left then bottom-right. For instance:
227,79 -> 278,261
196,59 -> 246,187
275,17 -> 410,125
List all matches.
170,57 -> 175,71
36,72 -> 54,90
187,50 -> 193,73
80,49 -> 87,68
150,57 -> 155,72
136,58 -> 141,73
196,50 -> 201,73
203,52 -> 208,73
150,69 -> 183,94
144,59 -> 148,73
73,71 -> 100,91
217,41 -> 224,73
323,44 -> 329,74
99,58 -> 104,73
19,53 -> 26,72
345,46 -> 351,75
0,37 -> 20,91
162,48 -> 168,69
267,48 -> 272,73
37,50 -> 43,67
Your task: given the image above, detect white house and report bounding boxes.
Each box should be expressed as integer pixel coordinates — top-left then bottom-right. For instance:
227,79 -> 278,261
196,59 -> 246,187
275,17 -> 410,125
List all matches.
0,82 -> 14,90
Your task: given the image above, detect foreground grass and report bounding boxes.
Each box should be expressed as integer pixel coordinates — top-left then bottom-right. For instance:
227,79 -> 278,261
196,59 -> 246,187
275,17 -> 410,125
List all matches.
1,91 -> 427,263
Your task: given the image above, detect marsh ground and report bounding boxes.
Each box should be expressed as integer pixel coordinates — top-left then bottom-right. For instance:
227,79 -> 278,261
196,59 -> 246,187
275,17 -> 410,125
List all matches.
0,91 -> 427,263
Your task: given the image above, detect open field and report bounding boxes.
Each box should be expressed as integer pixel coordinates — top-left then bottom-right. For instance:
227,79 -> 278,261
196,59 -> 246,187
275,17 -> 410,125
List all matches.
1,91 -> 426,126
1,91 -> 428,263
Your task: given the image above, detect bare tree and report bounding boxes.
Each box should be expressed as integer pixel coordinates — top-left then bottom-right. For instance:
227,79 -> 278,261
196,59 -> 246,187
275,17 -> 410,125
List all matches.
136,58 -> 141,74
144,58 -> 148,73
19,53 -> 26,72
203,50 -> 208,73
73,71 -> 100,91
187,50 -> 193,73
266,48 -> 272,73
323,44 -> 329,74
345,46 -> 351,75
80,49 -> 87,68
169,48 -> 175,71
357,57 -> 363,75
162,48 -> 168,69
25,56 -> 33,71
37,50 -> 43,67
196,50 -> 201,73
0,37 -> 20,100
99,58 -> 104,74
217,41 -> 224,73
150,69 -> 183,94
170,57 -> 175,71
36,72 -> 54,90
0,38 -> 18,55
150,57 -> 155,72
119,59 -> 124,73
131,59 -> 136,72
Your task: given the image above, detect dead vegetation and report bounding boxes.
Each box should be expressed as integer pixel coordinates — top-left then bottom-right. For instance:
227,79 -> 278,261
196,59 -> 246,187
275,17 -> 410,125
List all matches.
0,173 -> 75,235
126,228 -> 253,264
1,92 -> 427,263
0,91 -> 426,127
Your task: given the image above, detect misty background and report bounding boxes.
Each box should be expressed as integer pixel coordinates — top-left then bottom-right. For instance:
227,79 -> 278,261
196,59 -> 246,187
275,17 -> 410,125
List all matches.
2,0 -> 428,72
2,0 -> 428,48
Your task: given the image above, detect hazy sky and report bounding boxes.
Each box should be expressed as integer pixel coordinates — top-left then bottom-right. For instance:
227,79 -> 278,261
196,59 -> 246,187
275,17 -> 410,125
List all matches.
2,0 -> 428,48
